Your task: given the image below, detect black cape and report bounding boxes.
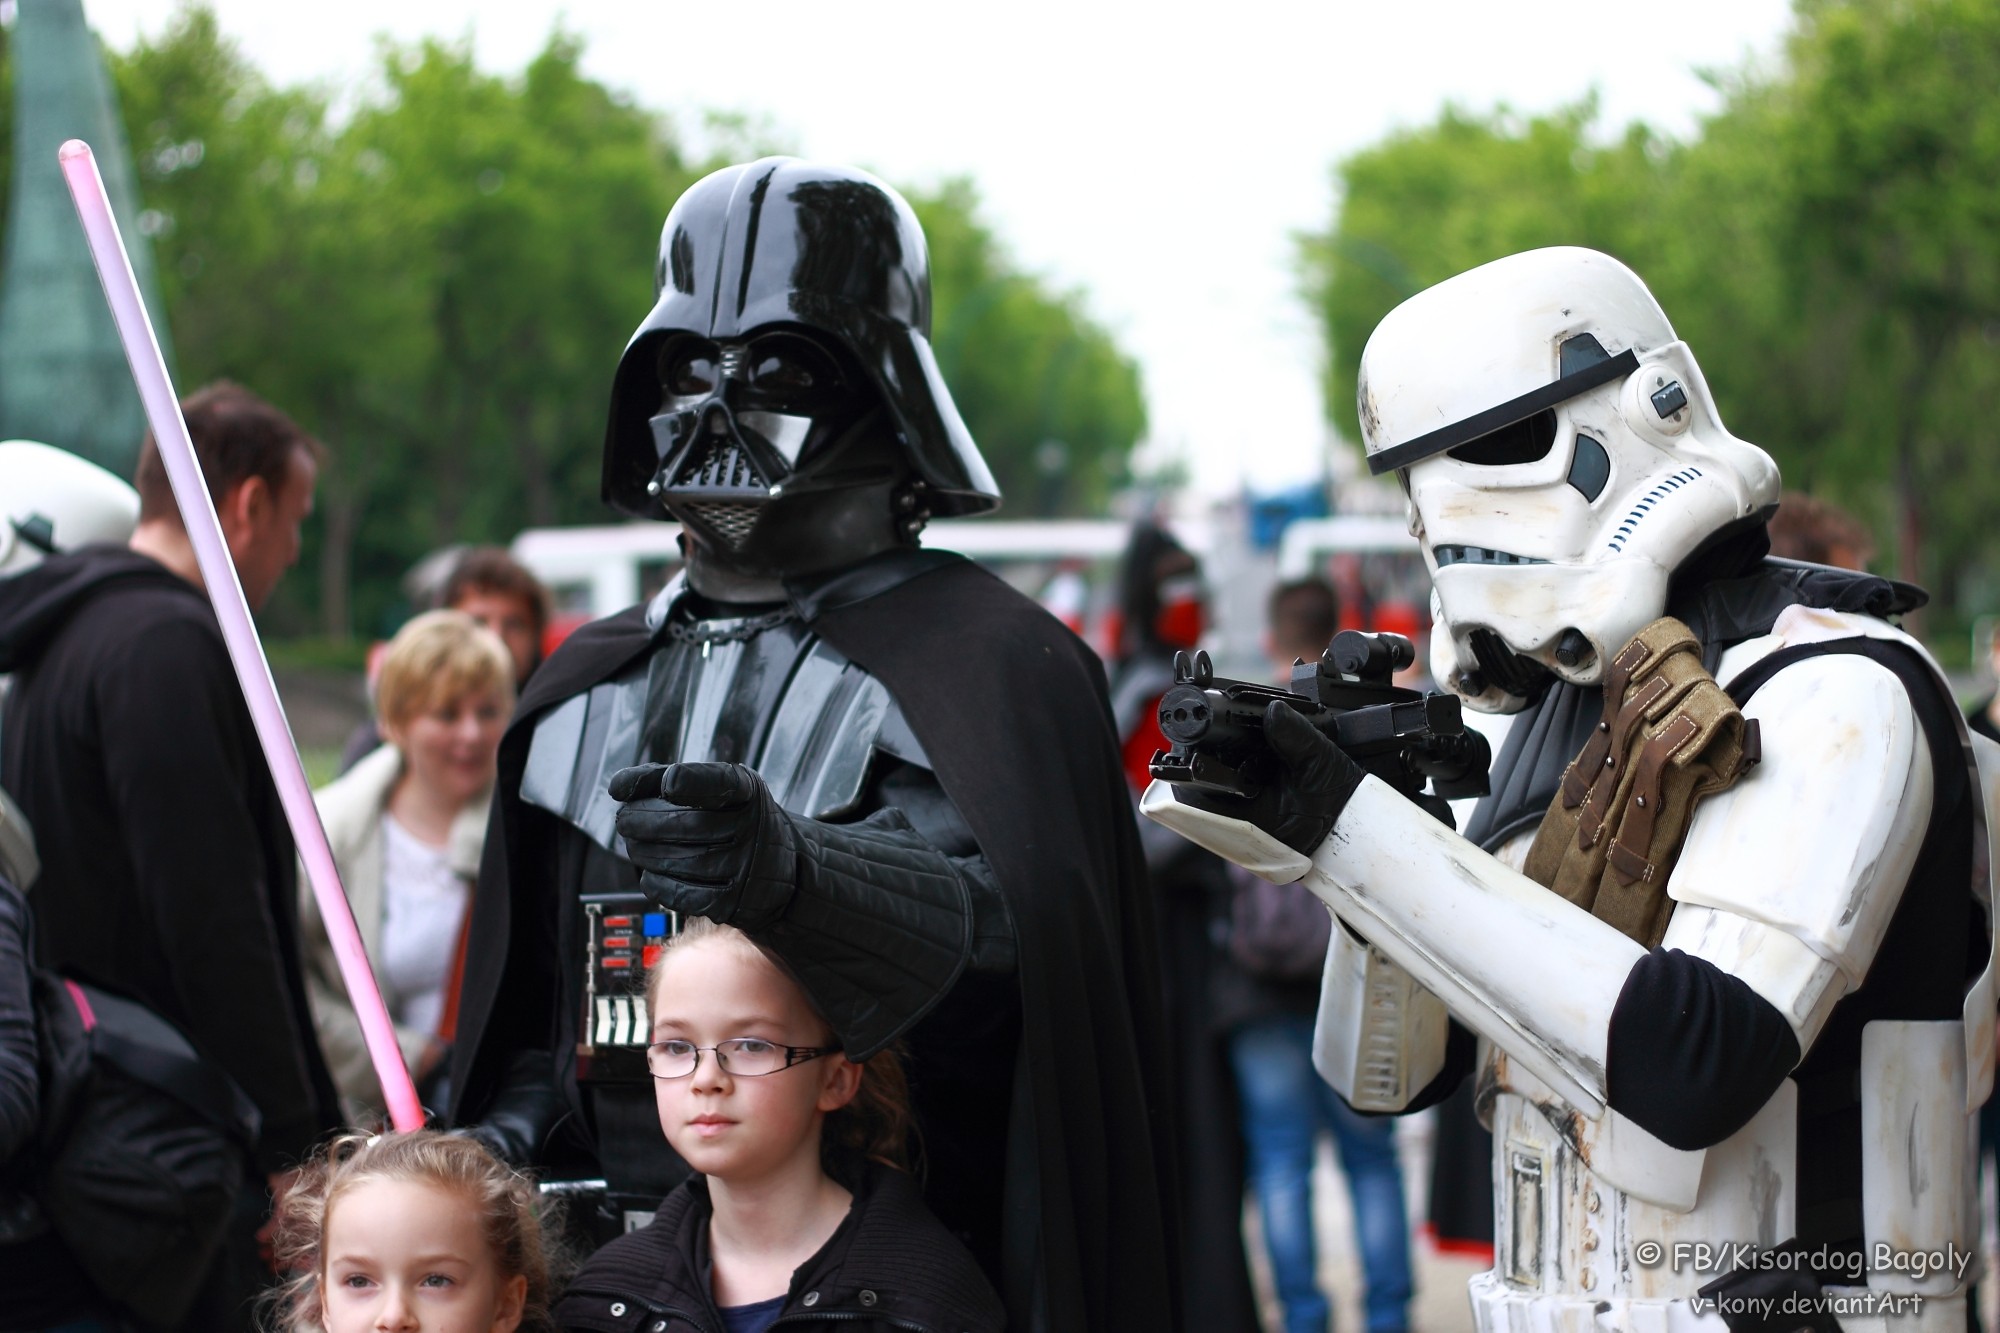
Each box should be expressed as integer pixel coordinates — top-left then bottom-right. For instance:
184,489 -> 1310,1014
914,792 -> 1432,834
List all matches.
451,548 -> 1183,1333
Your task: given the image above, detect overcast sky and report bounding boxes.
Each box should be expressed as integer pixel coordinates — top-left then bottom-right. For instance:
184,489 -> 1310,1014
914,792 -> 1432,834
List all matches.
83,0 -> 1796,500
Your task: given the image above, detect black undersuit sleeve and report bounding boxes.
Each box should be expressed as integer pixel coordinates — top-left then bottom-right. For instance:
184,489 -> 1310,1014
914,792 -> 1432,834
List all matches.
1606,947 -> 1801,1150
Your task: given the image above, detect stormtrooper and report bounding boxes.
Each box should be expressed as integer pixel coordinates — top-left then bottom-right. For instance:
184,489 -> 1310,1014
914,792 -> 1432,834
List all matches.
1146,247 -> 1996,1333
448,158 -> 1180,1333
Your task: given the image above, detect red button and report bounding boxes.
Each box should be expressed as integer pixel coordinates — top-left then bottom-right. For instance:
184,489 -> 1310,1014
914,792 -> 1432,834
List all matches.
603,916 -> 633,928
642,944 -> 663,968
602,935 -> 634,950
602,957 -> 632,969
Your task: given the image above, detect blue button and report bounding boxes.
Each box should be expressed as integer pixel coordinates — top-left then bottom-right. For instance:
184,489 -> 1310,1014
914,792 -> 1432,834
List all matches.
643,913 -> 667,938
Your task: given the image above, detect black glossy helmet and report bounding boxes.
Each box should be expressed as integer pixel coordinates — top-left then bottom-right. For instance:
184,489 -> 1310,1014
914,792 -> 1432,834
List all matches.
602,158 -> 1000,542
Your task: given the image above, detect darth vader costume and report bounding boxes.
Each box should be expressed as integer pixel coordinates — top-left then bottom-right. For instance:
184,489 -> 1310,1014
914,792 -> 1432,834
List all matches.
447,159 -> 1181,1333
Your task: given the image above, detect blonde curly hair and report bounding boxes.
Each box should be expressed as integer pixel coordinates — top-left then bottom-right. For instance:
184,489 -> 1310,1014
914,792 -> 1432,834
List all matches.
264,1130 -> 556,1332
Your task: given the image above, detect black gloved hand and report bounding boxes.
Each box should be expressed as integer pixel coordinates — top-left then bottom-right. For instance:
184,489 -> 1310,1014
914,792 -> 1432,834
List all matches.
1262,699 -> 1367,854
608,762 -> 801,931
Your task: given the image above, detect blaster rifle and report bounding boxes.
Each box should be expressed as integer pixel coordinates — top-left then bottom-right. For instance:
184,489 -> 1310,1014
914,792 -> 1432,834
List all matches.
1147,630 -> 1490,827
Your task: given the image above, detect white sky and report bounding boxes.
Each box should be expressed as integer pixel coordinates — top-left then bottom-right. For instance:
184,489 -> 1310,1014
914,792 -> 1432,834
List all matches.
84,0 -> 1796,502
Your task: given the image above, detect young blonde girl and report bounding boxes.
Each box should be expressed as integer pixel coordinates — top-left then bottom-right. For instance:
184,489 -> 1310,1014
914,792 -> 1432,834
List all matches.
267,1130 -> 555,1333
554,918 -> 1002,1333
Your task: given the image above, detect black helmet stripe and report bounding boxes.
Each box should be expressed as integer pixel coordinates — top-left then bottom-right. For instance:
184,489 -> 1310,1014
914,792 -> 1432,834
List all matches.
1366,348 -> 1638,476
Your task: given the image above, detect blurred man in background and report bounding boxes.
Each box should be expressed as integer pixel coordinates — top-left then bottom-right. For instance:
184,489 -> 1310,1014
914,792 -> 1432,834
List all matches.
339,545 -> 551,772
1107,520 -> 1259,1332
1765,490 -> 1876,571
0,382 -> 340,1331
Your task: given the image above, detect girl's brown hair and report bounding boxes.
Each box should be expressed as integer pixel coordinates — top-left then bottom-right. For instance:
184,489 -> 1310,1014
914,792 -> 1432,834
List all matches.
266,1130 -> 556,1332
648,917 -> 917,1175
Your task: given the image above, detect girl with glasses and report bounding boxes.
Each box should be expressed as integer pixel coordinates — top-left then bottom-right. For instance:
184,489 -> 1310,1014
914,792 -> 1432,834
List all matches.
554,917 -> 1003,1333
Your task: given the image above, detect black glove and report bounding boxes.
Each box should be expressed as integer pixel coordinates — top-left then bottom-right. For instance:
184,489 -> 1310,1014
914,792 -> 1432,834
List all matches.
610,761 -> 990,1059
1262,699 -> 1367,854
609,762 -> 801,931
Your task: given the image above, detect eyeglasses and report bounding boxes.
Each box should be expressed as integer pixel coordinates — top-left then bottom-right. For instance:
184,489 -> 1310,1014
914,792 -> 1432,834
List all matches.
646,1038 -> 836,1080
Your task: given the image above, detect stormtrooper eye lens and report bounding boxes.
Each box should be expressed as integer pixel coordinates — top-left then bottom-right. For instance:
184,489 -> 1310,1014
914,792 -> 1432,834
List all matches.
658,339 -> 719,399
744,335 -> 845,411
1449,409 -> 1558,466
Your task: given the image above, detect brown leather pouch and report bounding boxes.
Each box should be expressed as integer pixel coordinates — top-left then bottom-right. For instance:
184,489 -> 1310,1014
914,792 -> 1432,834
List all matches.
1522,617 -> 1761,948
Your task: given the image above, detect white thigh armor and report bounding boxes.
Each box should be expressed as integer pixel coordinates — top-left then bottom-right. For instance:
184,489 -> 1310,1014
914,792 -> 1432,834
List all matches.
1143,606 -> 1995,1331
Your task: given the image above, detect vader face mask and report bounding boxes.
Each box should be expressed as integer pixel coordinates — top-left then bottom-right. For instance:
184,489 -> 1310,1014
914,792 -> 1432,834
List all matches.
645,326 -> 910,575
601,158 -> 1002,581
1359,248 -> 1780,713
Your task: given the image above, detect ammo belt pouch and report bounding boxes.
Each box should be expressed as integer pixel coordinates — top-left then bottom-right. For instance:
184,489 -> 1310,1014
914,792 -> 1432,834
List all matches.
1524,616 -> 1761,948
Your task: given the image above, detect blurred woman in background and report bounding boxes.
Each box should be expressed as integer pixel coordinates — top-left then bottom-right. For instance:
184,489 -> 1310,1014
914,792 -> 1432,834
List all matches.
302,610 -> 513,1121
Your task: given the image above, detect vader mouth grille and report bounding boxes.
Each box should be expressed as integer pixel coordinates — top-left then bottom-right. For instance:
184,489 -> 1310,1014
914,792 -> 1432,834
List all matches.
683,501 -> 761,549
671,436 -> 766,492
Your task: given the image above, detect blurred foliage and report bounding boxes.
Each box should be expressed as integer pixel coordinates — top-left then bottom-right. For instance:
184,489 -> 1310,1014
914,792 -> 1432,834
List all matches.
1298,0 -> 2000,630
0,5 -> 1145,637
912,177 -> 1147,518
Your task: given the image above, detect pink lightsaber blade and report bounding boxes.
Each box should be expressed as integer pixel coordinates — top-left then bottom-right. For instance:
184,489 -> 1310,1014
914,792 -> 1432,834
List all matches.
59,138 -> 423,1132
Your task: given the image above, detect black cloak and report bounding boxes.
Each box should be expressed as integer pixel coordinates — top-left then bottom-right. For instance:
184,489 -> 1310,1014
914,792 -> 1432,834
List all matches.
451,548 -> 1183,1333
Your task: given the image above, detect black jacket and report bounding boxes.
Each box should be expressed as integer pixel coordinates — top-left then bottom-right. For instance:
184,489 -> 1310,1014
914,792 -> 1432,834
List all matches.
454,549 -> 1182,1333
0,546 -> 338,1172
555,1164 -> 1006,1333
0,872 -> 106,1328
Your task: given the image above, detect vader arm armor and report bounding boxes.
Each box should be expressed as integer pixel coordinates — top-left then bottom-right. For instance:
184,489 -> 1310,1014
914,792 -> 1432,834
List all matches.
611,756 -> 1013,1059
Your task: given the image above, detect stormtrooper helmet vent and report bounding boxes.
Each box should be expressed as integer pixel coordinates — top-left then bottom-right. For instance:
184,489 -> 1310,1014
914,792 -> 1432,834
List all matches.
682,500 -> 761,549
1606,466 -> 1705,555
1357,247 -> 1779,710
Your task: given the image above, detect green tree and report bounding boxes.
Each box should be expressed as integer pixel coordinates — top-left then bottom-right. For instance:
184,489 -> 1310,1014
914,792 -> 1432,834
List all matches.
1762,0 -> 2000,604
913,178 -> 1147,516
50,7 -> 1151,635
107,14 -> 699,636
1298,0 -> 2000,630
1297,98 -> 1672,446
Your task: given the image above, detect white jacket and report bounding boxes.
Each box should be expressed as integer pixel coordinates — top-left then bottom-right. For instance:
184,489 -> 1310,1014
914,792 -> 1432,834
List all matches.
298,744 -> 490,1121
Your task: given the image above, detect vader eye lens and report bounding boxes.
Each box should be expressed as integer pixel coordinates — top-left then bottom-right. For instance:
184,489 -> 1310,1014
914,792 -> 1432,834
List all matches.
744,335 -> 844,410
658,339 -> 719,399
1448,409 -> 1558,466
752,354 -> 812,391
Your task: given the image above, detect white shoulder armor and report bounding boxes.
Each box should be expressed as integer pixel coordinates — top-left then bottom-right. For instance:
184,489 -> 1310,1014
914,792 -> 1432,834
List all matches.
1663,607 -> 1935,1054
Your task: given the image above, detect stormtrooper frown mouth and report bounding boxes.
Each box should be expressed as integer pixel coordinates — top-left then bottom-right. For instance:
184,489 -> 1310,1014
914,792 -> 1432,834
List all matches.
1432,545 -> 1552,568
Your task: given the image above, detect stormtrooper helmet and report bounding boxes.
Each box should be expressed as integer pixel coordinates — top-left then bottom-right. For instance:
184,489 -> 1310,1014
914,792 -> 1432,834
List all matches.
1358,247 -> 1779,712
0,440 -> 140,577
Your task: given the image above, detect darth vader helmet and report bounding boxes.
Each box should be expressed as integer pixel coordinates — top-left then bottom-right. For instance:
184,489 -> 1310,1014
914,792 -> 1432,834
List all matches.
602,158 -> 999,579
1358,247 -> 1780,712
